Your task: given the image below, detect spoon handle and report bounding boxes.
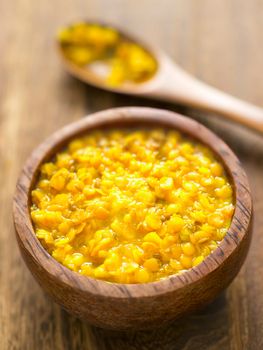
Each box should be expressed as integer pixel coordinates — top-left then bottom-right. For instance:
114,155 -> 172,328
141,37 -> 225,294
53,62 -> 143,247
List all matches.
148,62 -> 263,133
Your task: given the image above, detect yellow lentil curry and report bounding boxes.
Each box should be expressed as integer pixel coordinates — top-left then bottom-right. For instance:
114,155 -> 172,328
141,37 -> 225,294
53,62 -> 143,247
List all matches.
58,23 -> 157,86
31,129 -> 234,284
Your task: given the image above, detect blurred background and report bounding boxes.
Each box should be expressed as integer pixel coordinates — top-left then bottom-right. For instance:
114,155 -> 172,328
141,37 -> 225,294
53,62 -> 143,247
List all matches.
1,1 -> 263,349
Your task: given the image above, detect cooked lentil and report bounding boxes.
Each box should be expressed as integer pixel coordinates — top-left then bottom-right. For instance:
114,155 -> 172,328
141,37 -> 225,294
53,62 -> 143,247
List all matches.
31,129 -> 234,283
58,22 -> 157,86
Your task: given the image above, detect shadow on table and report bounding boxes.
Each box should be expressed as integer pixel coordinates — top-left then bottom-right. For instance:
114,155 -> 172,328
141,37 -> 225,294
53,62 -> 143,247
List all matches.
89,292 -> 228,350
59,291 -> 228,350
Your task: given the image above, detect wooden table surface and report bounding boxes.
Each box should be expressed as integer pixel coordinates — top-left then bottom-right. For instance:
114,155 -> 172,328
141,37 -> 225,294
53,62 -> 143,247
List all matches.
1,1 -> 263,349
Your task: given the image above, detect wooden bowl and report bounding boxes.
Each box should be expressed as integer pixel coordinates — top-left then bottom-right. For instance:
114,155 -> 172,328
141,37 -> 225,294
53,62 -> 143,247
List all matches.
13,107 -> 253,331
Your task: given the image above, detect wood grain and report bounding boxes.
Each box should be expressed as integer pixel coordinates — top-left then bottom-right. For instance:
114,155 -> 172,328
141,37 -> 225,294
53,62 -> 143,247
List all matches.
13,107 -> 252,330
1,0 -> 263,348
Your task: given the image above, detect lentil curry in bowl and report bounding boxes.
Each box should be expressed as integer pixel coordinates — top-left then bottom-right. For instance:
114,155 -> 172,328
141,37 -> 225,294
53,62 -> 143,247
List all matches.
13,107 -> 252,330
31,128 -> 234,284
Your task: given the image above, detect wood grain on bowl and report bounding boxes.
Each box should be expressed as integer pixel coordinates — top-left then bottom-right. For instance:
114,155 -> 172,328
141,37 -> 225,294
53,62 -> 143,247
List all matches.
13,107 -> 253,330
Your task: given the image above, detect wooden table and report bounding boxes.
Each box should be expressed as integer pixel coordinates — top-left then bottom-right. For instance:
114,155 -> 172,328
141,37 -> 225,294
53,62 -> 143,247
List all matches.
1,1 -> 263,349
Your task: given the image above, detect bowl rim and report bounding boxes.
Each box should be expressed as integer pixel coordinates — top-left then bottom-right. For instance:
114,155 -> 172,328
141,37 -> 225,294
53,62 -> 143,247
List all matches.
13,107 -> 252,299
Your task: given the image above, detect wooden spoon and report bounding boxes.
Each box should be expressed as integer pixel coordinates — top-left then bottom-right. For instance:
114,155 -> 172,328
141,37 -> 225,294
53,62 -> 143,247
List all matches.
57,21 -> 263,134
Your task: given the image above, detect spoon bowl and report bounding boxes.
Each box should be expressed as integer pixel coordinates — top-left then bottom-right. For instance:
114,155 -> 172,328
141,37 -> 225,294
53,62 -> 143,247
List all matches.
13,107 -> 252,330
57,21 -> 263,133
56,21 -> 163,95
